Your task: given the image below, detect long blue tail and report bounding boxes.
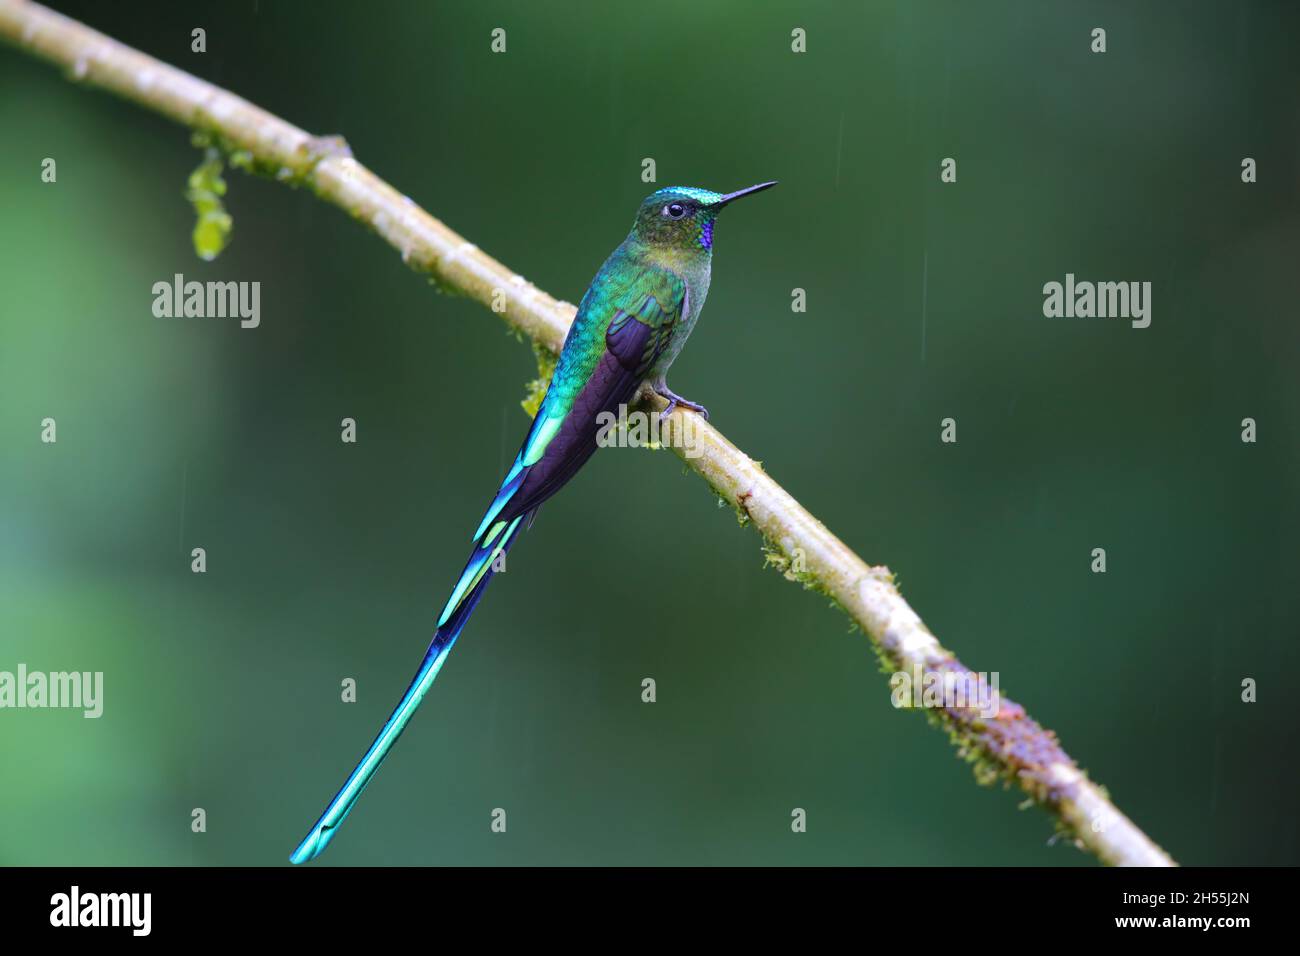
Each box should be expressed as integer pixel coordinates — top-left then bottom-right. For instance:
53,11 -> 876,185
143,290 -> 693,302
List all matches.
289,512 -> 528,863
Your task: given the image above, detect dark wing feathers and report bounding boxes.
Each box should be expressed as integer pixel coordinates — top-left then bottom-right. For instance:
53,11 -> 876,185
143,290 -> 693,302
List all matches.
489,275 -> 685,528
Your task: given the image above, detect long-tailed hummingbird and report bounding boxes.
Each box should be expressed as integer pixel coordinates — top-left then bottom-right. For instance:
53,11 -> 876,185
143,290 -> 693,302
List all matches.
289,181 -> 778,862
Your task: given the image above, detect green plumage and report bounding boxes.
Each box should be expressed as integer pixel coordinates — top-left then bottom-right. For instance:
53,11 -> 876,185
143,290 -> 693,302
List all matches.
289,182 -> 776,863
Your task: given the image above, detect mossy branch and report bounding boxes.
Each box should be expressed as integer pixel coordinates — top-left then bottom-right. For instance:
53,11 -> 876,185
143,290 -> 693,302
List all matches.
0,0 -> 1175,866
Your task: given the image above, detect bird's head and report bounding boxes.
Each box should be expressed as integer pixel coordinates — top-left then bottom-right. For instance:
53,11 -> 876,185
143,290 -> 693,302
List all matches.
628,182 -> 777,254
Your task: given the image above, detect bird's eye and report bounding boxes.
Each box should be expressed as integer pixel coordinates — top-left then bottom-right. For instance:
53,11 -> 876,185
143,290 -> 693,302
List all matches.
663,202 -> 688,220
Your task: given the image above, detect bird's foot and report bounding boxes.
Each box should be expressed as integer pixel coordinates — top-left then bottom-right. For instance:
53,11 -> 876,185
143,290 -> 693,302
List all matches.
654,382 -> 709,422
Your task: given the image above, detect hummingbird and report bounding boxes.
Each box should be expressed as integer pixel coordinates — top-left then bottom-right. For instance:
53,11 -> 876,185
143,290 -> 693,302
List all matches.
289,181 -> 778,863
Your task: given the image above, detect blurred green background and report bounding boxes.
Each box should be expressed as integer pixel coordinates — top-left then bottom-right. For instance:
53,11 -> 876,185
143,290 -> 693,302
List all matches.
2,0 -> 1297,866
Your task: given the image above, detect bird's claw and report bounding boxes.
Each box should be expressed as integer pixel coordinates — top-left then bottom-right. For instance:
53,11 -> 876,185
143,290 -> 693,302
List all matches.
654,383 -> 709,422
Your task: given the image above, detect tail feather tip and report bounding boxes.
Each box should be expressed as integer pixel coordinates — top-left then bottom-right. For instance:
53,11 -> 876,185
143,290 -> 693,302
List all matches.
289,824 -> 331,865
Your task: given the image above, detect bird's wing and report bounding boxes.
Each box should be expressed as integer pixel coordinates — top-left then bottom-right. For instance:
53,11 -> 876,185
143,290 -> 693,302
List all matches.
471,268 -> 686,537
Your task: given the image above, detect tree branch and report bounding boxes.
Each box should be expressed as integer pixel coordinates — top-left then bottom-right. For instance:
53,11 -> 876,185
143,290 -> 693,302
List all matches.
0,0 -> 1175,866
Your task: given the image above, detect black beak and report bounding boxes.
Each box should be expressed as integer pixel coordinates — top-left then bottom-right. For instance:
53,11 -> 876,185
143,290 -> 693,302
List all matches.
712,181 -> 779,208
